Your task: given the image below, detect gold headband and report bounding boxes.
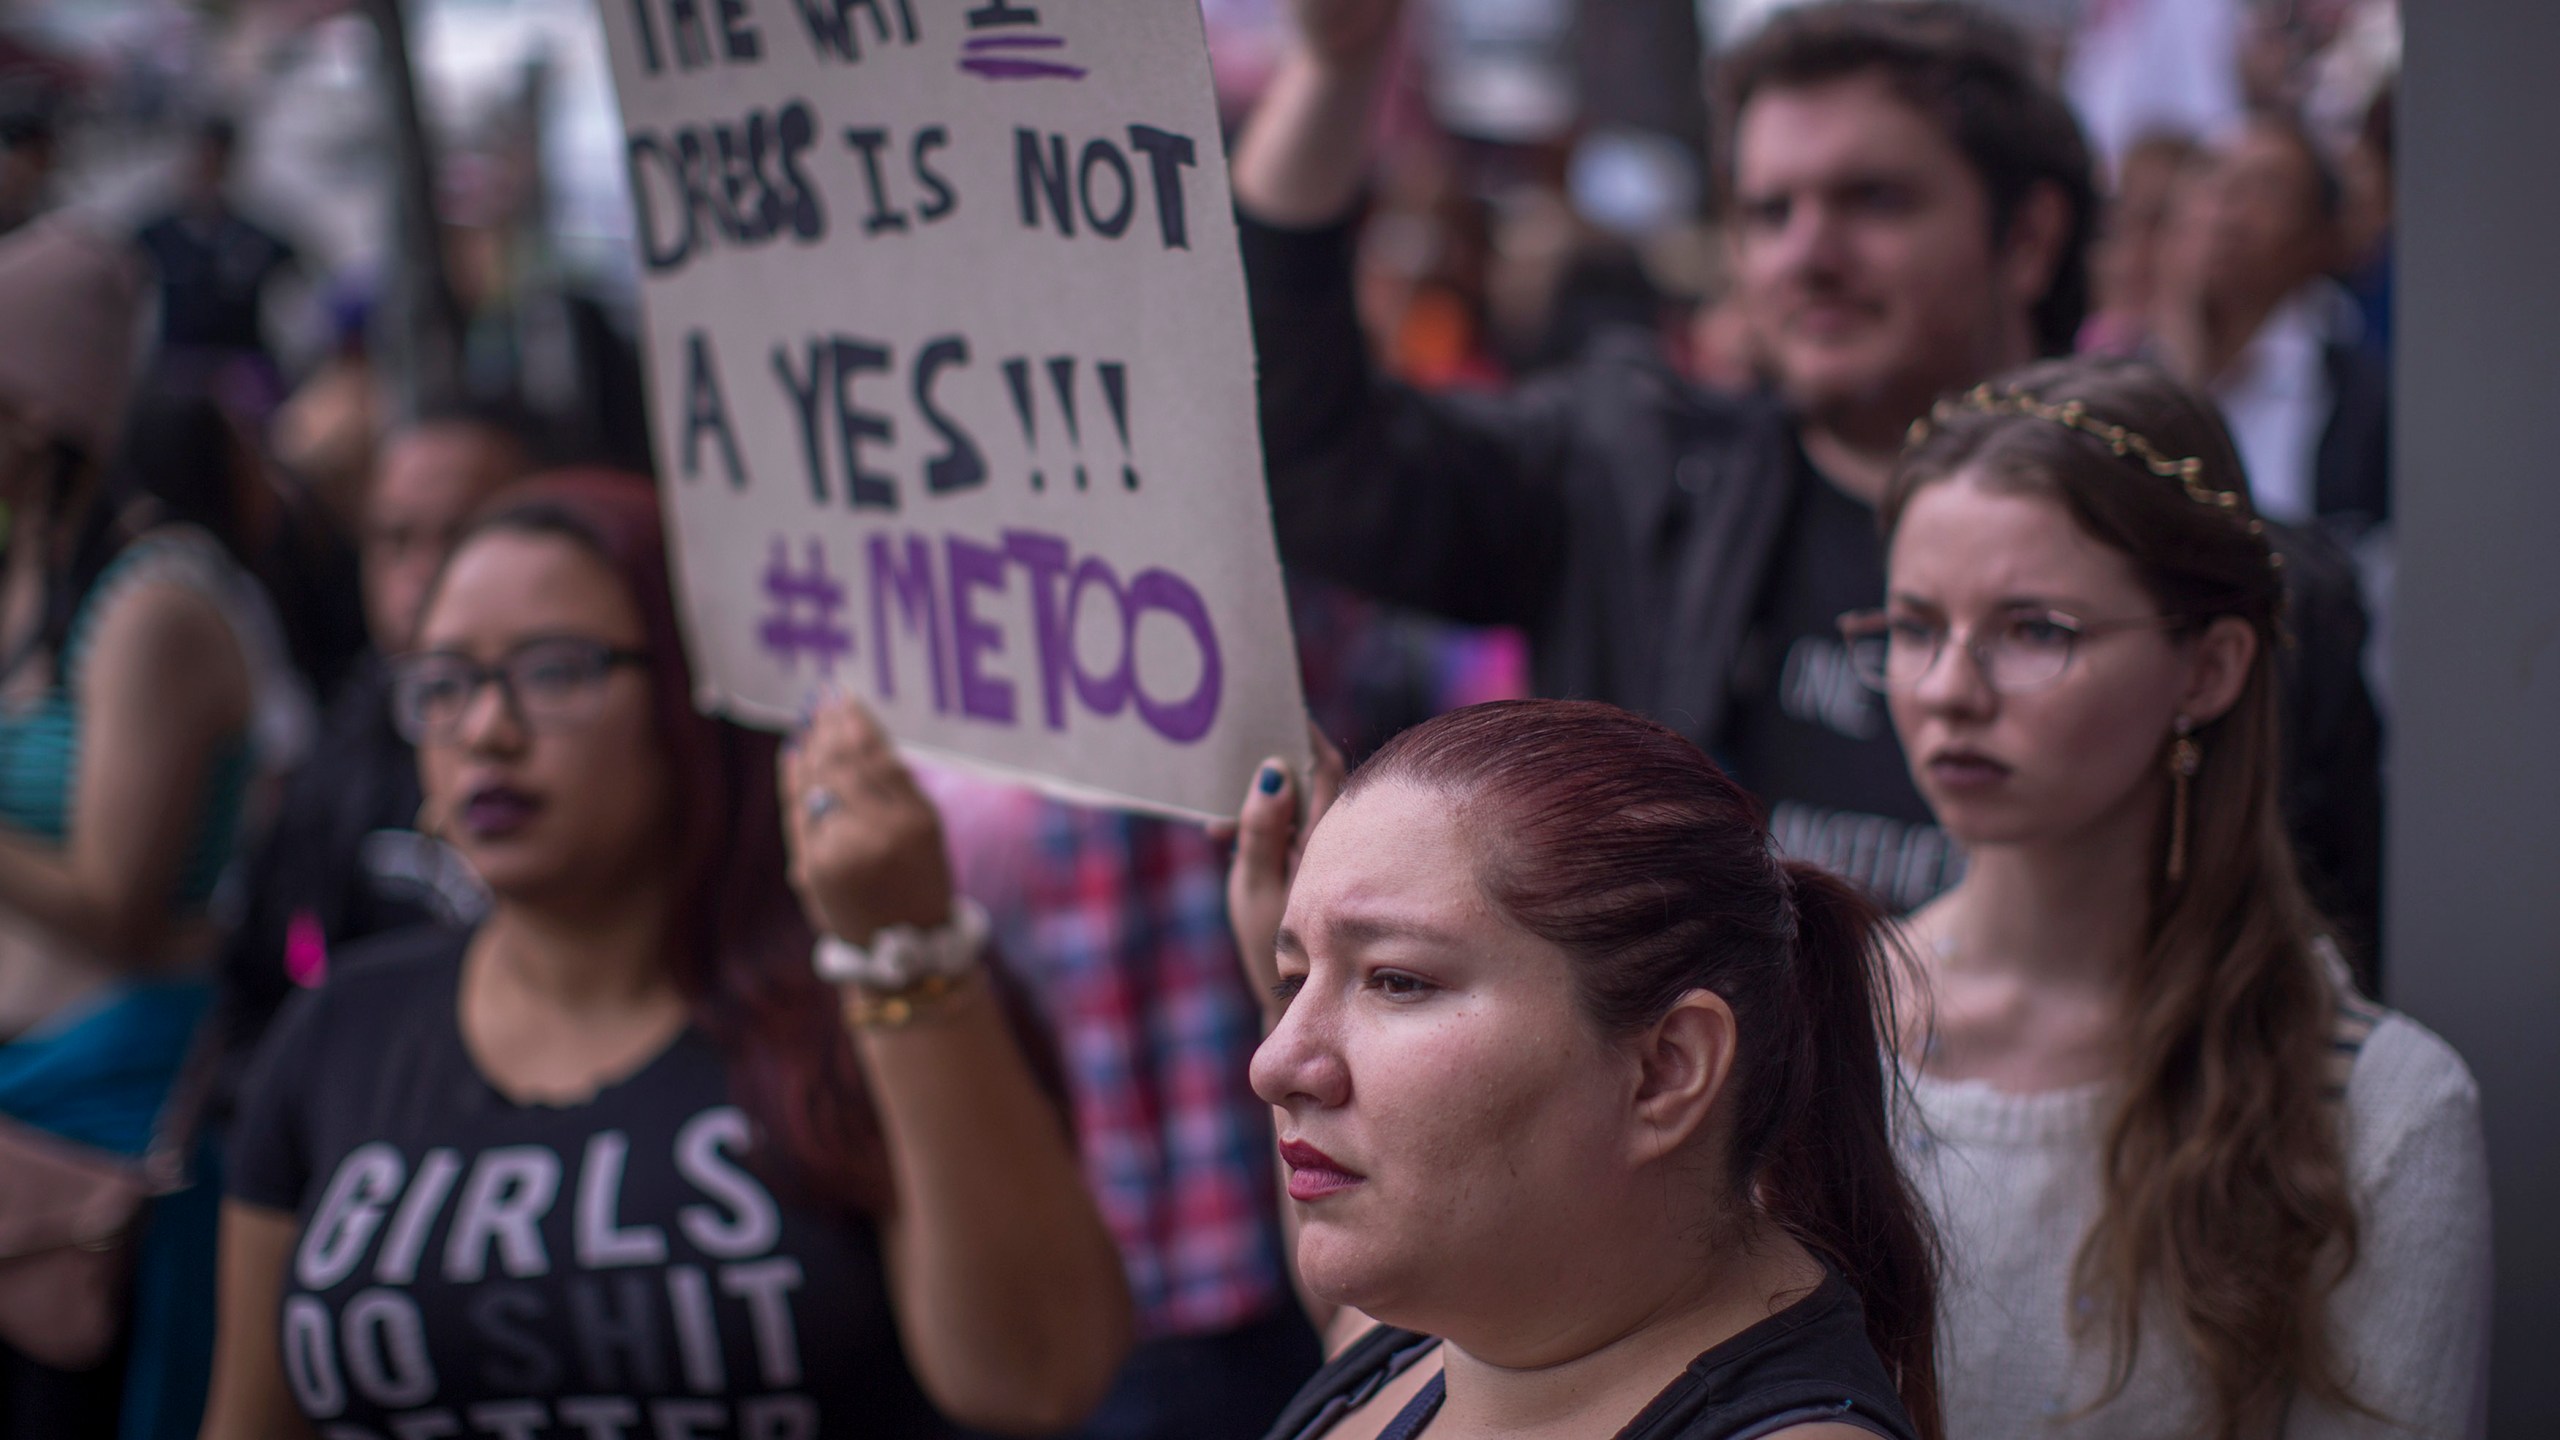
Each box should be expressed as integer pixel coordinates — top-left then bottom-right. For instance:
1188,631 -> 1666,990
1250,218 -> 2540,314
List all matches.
1905,384 -> 2278,558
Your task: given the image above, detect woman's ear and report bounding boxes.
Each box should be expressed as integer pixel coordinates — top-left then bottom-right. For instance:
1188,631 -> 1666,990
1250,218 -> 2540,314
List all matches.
1628,989 -> 1740,1167
2179,614 -> 2259,725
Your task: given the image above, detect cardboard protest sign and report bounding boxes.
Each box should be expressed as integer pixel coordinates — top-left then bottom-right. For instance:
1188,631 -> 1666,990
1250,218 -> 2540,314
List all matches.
596,0 -> 1309,819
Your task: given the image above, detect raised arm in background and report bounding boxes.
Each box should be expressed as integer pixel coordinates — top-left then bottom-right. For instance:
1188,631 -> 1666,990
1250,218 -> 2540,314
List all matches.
1230,0 -> 1405,227
1229,0 -> 1596,631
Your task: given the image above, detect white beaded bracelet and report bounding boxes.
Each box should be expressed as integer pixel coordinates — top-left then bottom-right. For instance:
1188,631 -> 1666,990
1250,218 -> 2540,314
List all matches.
812,898 -> 991,991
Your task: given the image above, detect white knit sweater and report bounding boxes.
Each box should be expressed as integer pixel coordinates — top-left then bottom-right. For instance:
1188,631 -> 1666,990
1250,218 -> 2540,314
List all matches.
1903,1011 -> 2491,1439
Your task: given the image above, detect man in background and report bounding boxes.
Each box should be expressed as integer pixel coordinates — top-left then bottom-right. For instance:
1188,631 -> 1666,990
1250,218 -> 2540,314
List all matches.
2154,113 -> 2389,538
134,116 -> 304,412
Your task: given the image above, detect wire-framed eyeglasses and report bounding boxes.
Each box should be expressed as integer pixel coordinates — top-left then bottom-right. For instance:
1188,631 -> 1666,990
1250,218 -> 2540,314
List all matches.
388,636 -> 649,744
1835,606 -> 2188,695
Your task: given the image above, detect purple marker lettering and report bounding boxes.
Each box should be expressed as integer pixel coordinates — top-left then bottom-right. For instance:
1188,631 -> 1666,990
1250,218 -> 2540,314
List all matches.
944,536 -> 1017,724
1125,568 -> 1221,742
1003,529 -> 1074,729
1066,556 -> 1132,717
866,533 -> 948,712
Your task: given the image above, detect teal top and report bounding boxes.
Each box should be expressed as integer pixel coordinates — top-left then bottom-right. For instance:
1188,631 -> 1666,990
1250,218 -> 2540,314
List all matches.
0,534 -> 253,911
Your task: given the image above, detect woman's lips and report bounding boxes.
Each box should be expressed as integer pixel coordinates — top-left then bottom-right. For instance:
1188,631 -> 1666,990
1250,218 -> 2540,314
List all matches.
459,785 -> 543,840
1279,1140 -> 1365,1203
1925,751 -> 2013,791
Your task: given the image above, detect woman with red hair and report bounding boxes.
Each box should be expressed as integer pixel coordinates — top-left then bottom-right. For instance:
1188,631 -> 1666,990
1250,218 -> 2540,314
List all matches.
1224,700 -> 1941,1440
200,472 -> 1131,1439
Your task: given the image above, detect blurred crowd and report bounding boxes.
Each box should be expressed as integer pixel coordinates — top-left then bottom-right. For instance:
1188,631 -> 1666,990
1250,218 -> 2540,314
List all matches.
0,2 -> 2465,1440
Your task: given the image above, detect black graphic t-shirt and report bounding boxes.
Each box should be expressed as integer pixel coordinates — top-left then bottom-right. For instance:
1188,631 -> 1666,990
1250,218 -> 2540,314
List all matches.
229,928 -> 954,1440
1718,450 -> 1962,912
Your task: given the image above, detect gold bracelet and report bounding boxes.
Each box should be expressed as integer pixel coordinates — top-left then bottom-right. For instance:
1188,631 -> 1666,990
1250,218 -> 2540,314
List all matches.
844,969 -> 981,1030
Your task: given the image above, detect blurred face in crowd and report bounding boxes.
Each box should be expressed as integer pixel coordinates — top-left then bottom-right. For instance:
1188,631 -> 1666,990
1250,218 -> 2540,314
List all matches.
1252,781 -> 1674,1354
2189,123 -> 2336,315
365,421 -> 528,652
186,132 -> 234,208
1880,471 -> 2250,851
2090,138 -> 2195,322
1730,71 -> 2060,437
411,530 -> 670,908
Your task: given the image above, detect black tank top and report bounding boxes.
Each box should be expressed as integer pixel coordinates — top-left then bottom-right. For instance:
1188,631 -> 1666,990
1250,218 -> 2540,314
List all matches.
1261,1269 -> 1918,1440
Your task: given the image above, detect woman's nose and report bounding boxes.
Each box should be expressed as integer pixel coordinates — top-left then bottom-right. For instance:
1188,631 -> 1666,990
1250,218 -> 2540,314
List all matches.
1910,628 -> 1997,717
454,675 -> 529,753
1249,986 -> 1350,1111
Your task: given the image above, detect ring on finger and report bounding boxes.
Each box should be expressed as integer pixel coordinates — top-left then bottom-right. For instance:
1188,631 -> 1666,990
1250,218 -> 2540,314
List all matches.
802,786 -> 846,825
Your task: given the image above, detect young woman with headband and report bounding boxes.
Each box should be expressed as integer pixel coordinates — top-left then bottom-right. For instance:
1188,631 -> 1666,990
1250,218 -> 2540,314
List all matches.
1859,357 -> 2488,1438
1224,699 -> 1942,1440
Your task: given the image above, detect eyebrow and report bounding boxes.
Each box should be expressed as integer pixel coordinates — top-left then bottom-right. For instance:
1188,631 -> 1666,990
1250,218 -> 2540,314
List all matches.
407,632 -> 647,662
1889,591 -> 2091,613
1740,162 -> 1925,196
1279,910 -> 1472,960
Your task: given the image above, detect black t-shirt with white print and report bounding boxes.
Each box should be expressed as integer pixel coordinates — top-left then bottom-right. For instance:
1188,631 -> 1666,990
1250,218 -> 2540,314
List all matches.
229,927 -> 954,1440
1718,446 -> 1963,912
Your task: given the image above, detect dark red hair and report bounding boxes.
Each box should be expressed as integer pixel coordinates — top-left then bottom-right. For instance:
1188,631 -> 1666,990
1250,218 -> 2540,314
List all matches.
446,470 -> 889,1214
1346,700 -> 1942,1440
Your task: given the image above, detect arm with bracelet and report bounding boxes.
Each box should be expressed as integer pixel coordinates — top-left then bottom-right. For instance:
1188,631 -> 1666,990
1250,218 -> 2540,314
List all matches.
781,697 -> 1133,1430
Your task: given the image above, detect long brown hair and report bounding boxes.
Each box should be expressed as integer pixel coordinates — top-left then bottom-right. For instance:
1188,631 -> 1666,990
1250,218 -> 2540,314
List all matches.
1349,700 -> 1944,1440
1886,358 -> 2362,1438
443,470 -> 891,1214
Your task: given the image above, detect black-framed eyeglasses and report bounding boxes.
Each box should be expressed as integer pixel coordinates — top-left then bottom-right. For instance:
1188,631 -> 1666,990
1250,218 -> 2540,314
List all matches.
388,636 -> 649,744
1836,606 -> 2188,695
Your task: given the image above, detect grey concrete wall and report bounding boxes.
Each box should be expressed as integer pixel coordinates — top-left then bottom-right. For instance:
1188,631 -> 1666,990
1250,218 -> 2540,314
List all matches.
2391,1 -> 2560,1431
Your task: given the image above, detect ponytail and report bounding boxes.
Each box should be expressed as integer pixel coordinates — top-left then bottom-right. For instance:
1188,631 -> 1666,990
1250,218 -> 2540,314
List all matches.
1762,862 -> 1943,1440
1348,701 -> 1944,1440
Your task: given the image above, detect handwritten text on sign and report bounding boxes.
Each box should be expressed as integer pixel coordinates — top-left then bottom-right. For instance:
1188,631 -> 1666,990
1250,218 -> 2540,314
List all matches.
599,0 -> 1309,818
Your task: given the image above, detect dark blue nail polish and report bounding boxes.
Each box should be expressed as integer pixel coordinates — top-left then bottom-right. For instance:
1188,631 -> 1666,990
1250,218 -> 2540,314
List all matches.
1257,764 -> 1285,795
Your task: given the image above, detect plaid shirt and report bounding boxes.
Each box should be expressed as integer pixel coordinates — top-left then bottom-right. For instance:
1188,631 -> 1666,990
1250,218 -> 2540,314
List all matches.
921,768 -> 1288,1341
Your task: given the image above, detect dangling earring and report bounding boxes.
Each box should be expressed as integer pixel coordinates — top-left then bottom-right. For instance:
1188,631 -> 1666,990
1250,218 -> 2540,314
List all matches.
2165,716 -> 2202,885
